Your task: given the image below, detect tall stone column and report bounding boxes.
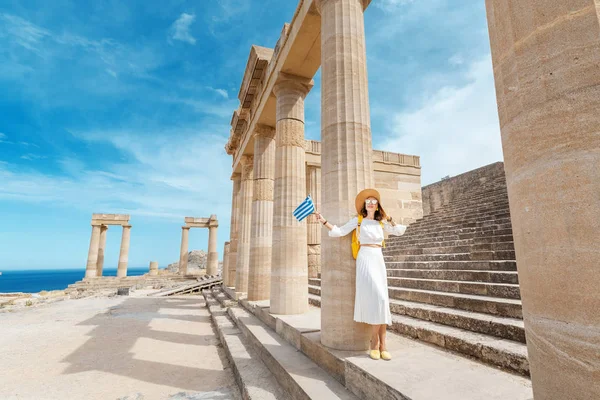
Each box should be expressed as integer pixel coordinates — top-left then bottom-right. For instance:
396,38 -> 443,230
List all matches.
227,174 -> 242,287
149,261 -> 158,276
222,242 -> 231,282
117,225 -> 131,278
318,0 -> 374,350
270,74 -> 312,315
85,224 -> 102,278
306,165 -> 321,278
96,225 -> 108,277
248,125 -> 276,301
486,2 -> 600,398
179,226 -> 190,276
207,216 -> 219,276
235,155 -> 254,293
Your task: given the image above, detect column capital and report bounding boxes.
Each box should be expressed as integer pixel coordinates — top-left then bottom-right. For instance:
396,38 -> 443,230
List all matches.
182,226 -> 191,230
241,155 -> 254,181
100,224 -> 109,231
273,72 -> 314,98
253,124 -> 276,139
315,0 -> 370,13
231,172 -> 241,181
122,225 -> 132,229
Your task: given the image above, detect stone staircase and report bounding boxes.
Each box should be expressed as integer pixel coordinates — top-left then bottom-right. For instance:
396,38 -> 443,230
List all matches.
308,173 -> 530,375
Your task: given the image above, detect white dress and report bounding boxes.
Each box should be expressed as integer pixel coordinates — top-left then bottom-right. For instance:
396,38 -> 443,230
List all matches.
329,217 -> 407,325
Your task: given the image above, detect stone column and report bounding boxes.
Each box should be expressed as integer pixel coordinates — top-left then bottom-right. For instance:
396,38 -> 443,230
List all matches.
179,226 -> 190,276
207,216 -> 219,276
235,155 -> 254,293
248,125 -> 276,301
149,261 -> 158,276
96,225 -> 108,277
85,224 -> 102,278
486,2 -> 600,398
227,174 -> 241,287
318,0 -> 374,350
117,225 -> 131,278
306,165 -> 321,278
222,242 -> 231,282
270,74 -> 312,315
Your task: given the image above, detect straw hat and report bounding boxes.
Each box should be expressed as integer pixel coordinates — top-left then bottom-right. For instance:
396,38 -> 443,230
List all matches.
355,188 -> 381,214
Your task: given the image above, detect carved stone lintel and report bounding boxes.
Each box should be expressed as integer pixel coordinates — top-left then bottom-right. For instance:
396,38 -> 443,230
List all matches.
253,179 -> 274,201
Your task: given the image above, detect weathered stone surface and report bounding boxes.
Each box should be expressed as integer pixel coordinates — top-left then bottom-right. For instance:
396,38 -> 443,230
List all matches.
486,1 -> 600,397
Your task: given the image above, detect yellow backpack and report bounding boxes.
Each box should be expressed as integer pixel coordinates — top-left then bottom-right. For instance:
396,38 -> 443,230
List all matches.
351,215 -> 385,259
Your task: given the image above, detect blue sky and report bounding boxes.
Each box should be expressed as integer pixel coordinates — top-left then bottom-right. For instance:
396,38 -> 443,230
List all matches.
0,0 -> 503,270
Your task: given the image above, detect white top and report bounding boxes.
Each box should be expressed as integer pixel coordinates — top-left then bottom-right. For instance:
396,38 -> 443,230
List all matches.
328,217 -> 407,244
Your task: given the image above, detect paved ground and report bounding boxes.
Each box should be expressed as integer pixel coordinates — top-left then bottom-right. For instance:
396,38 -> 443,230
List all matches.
0,292 -> 240,400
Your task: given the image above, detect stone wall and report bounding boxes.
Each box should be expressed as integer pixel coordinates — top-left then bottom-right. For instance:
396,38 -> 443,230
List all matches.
373,150 -> 422,225
422,162 -> 505,216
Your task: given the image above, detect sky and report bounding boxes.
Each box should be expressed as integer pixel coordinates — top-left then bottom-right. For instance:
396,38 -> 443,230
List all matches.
0,0 -> 504,270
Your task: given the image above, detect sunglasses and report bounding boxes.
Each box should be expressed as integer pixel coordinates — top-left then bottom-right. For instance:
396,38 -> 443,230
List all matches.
365,199 -> 378,205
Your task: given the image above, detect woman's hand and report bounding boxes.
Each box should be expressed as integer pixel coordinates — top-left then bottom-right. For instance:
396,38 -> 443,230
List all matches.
386,215 -> 396,226
314,212 -> 326,224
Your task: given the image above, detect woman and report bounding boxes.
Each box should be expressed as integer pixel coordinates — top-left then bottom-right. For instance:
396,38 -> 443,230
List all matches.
315,189 -> 407,361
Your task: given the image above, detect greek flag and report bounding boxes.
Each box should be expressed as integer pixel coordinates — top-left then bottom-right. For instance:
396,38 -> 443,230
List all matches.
293,195 -> 315,222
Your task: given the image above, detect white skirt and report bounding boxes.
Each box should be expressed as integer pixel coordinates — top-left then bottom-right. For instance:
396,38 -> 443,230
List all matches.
354,246 -> 392,325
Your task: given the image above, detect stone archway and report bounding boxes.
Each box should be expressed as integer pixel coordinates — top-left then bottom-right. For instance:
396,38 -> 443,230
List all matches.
84,214 -> 131,279
178,215 -> 219,276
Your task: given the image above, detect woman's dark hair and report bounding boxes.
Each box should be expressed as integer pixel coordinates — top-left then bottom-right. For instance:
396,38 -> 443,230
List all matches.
360,201 -> 386,221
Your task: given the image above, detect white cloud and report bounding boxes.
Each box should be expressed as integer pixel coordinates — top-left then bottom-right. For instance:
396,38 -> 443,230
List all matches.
213,88 -> 228,99
20,153 -> 46,161
0,13 -> 51,55
449,54 -> 464,66
170,13 -> 196,45
0,133 -> 6,139
379,55 -> 504,185
375,0 -> 416,12
0,129 -> 233,222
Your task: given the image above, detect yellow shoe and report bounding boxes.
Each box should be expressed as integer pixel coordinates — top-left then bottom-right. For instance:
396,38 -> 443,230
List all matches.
369,350 -> 381,360
380,351 -> 392,361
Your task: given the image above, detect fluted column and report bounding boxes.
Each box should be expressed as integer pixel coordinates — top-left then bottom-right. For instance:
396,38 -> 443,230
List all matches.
306,165 -> 321,278
318,0 -> 374,350
207,215 -> 219,276
149,261 -> 158,276
117,225 -> 131,278
270,74 -> 312,315
248,125 -> 276,301
235,155 -> 254,293
222,242 -> 231,282
227,174 -> 242,287
179,226 -> 190,275
85,224 -> 102,278
486,2 -> 600,398
96,225 -> 108,277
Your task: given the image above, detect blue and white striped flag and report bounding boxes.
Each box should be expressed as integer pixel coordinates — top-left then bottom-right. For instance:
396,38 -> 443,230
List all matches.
293,195 -> 315,222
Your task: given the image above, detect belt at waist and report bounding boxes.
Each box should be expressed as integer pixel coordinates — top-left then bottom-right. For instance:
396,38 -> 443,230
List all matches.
361,244 -> 382,248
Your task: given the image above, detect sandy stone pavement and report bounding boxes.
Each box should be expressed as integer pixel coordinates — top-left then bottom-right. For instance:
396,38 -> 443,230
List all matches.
0,292 -> 240,400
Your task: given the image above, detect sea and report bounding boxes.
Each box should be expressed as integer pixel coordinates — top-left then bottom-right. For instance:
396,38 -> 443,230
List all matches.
0,268 -> 150,293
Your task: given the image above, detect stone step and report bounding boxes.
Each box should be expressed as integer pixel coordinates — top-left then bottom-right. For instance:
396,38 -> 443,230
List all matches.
385,242 -> 515,256
387,235 -> 515,250
386,260 -> 517,271
384,250 -> 516,262
387,269 -> 520,284
389,298 -> 525,343
201,290 -> 287,400
409,213 -> 512,229
428,199 -> 509,214
389,314 -> 529,375
387,277 -> 521,299
227,304 -> 358,400
388,287 -> 522,318
248,293 -> 532,399
403,219 -> 513,236
391,227 -> 514,244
